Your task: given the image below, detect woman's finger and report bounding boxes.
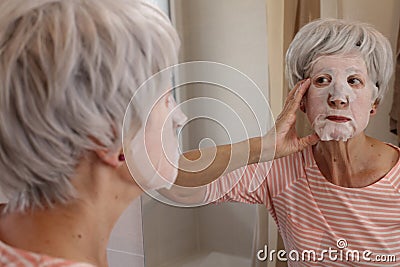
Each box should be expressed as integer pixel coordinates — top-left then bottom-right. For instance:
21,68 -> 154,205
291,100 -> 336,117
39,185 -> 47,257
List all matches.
277,79 -> 310,124
284,79 -> 307,105
285,80 -> 303,103
298,133 -> 320,150
288,78 -> 310,113
294,78 -> 310,102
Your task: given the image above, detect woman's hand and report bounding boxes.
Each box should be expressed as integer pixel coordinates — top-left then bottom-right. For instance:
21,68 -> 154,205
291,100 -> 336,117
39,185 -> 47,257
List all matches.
261,79 -> 319,161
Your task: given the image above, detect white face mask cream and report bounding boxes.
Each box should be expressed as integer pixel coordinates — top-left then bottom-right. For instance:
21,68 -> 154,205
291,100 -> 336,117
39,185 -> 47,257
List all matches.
128,94 -> 187,191
305,54 -> 378,141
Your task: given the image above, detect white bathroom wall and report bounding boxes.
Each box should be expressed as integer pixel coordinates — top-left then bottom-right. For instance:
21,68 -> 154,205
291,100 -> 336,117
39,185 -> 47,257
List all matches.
173,0 -> 270,260
146,0 -> 169,14
141,194 -> 199,267
175,0 -> 270,262
107,198 -> 145,266
174,0 -> 270,140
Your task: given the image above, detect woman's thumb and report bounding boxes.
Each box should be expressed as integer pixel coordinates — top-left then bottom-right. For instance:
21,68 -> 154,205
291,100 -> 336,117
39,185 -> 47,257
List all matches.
299,133 -> 320,149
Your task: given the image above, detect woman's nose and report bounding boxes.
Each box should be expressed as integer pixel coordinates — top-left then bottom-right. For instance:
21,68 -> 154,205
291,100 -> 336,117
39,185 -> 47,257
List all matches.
327,94 -> 349,109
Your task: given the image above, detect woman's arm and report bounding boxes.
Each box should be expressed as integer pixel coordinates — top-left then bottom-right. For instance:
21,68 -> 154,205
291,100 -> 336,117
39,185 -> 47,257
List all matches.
175,136 -> 267,187
160,79 -> 318,204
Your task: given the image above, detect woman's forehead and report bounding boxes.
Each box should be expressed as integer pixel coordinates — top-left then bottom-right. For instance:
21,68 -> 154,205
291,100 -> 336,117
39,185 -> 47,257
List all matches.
310,54 -> 368,76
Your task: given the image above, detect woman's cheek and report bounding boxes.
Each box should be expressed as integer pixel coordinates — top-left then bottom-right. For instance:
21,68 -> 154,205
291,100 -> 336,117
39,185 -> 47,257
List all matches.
350,91 -> 373,132
143,112 -> 164,168
305,88 -> 326,124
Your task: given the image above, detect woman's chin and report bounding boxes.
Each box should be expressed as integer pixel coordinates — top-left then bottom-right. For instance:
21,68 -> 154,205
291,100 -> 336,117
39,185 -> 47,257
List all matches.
317,128 -> 354,142
313,119 -> 358,142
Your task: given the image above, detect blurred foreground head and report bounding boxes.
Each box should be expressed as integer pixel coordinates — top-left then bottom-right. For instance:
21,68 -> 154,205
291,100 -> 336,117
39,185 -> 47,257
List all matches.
0,0 -> 180,212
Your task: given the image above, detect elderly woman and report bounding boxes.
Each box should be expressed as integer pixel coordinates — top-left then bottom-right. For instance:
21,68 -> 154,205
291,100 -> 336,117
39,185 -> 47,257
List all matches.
171,19 -> 399,265
0,0 -> 185,266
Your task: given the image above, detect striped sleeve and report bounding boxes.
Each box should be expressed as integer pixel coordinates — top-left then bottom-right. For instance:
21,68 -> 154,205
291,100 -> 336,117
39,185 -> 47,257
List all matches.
0,240 -> 96,267
204,150 -> 305,207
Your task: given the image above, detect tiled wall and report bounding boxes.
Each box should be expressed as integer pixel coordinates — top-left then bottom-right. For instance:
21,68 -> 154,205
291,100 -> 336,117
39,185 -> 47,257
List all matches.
197,203 -> 256,258
141,194 -> 257,267
141,194 -> 199,267
108,197 -> 144,267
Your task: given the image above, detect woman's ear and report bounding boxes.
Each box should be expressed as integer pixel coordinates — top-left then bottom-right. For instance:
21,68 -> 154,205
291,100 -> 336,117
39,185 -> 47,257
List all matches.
300,96 -> 306,113
370,106 -> 377,116
96,149 -> 124,168
370,100 -> 379,116
89,135 -> 125,168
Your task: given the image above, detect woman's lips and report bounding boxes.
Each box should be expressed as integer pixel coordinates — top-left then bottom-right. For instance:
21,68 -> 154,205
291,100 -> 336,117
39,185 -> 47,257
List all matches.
326,115 -> 351,123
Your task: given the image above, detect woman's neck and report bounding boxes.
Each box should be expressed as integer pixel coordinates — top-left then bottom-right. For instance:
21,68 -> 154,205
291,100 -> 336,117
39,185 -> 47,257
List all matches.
312,133 -> 395,188
0,156 -> 142,267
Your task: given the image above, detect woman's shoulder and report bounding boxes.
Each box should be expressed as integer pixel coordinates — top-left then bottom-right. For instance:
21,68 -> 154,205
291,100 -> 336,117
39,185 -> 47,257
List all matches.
381,141 -> 400,172
272,144 -> 312,167
266,145 -> 311,178
373,139 -> 399,171
364,138 -> 400,188
0,239 -> 95,267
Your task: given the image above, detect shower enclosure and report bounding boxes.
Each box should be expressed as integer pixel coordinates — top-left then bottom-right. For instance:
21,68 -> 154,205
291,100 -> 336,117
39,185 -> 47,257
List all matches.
141,1 -> 271,266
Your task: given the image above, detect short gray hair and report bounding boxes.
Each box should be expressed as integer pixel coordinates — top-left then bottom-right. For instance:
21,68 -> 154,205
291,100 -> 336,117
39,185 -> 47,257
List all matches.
0,0 -> 180,212
285,18 -> 393,103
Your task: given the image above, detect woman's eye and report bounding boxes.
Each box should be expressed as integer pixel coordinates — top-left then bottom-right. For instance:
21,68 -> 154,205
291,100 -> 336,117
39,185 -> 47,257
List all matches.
348,77 -> 363,87
314,76 -> 331,86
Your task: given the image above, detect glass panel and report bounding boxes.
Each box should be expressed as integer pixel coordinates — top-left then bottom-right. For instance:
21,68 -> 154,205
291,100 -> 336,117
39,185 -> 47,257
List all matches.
141,1 -> 271,267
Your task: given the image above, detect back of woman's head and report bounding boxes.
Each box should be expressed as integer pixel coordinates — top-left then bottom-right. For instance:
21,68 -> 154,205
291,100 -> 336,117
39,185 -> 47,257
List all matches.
285,18 -> 393,103
0,0 -> 180,212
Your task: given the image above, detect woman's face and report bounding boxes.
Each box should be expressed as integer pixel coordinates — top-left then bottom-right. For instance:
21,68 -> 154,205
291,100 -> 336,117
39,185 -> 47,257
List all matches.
305,54 -> 378,141
127,92 -> 187,191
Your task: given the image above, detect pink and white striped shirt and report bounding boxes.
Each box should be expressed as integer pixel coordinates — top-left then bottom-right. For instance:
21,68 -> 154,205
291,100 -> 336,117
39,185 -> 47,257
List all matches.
205,143 -> 400,266
0,240 -> 95,267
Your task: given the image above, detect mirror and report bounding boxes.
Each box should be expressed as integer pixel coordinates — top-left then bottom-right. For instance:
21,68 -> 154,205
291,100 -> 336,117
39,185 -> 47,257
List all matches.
141,1 -> 271,266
